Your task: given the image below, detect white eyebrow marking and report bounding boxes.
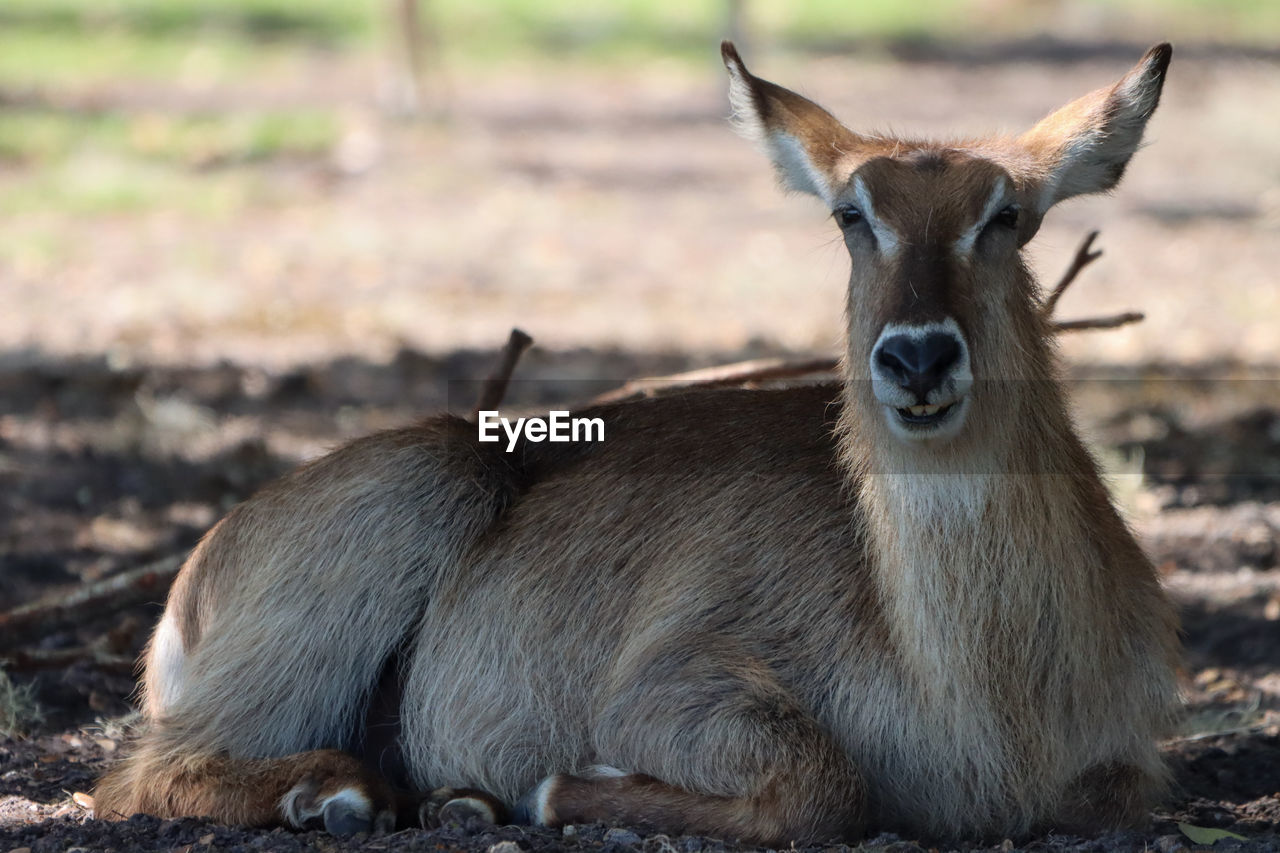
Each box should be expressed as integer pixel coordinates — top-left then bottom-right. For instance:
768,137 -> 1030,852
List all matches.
852,176 -> 901,258
953,177 -> 1009,258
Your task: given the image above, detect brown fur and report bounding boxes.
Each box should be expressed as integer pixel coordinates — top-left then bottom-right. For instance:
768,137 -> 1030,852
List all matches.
95,44 -> 1180,845
93,744 -> 393,828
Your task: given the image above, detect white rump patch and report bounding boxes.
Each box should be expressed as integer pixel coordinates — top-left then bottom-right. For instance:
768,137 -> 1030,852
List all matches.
147,612 -> 186,713
853,176 -> 901,257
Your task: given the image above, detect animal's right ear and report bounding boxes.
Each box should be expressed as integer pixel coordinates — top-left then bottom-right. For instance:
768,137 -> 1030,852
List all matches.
722,41 -> 866,206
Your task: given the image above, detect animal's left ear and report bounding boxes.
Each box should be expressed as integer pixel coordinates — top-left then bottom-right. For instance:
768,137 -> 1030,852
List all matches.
1019,43 -> 1172,212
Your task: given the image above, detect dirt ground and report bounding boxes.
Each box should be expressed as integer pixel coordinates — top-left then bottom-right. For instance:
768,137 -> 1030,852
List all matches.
2,38 -> 1279,853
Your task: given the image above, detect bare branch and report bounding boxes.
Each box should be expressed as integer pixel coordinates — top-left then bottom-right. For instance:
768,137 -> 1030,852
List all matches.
471,328 -> 534,419
1043,230 -> 1103,317
0,553 -> 184,651
1039,230 -> 1145,333
1051,311 -> 1146,333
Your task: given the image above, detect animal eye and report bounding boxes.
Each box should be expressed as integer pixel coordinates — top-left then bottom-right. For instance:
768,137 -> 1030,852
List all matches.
991,204 -> 1020,230
835,205 -> 863,227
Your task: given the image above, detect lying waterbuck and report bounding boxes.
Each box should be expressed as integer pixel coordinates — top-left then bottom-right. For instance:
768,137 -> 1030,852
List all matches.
95,43 -> 1180,844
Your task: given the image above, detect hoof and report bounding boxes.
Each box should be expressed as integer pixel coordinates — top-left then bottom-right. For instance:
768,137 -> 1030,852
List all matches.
439,795 -> 499,830
322,793 -> 373,835
283,780 -> 390,835
418,787 -> 504,830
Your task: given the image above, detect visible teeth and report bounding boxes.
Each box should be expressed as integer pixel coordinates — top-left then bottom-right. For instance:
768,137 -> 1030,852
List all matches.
908,404 -> 942,417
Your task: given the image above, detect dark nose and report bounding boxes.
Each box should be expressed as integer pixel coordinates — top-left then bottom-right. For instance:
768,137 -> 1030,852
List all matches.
875,332 -> 962,400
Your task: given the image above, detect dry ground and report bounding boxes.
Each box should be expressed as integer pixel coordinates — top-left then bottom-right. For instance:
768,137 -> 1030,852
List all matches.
2,39 -> 1279,853
2,43 -> 1277,368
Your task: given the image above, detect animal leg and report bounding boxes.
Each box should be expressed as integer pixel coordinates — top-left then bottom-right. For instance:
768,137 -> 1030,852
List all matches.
516,654 -> 867,845
94,737 -> 395,834
416,786 -> 508,830
1052,762 -> 1161,832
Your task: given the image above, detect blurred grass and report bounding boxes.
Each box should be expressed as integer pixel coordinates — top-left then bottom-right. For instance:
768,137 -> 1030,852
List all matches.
0,156 -> 261,217
1,0 -> 1277,216
0,0 -> 366,42
0,0 -> 363,216
0,108 -> 336,216
4,0 -> 1278,85
0,110 -> 337,166
0,29 -> 312,88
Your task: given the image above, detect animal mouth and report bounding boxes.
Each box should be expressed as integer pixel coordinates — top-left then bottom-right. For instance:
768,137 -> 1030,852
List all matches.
893,400 -> 959,428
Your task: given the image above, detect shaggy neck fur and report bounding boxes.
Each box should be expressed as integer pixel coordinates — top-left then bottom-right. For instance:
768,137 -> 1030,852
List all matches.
832,320 -> 1168,834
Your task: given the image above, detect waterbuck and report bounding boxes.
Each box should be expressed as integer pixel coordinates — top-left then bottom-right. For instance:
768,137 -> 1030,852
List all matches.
95,42 -> 1180,844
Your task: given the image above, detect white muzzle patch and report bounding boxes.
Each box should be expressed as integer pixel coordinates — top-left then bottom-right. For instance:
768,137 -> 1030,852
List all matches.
869,317 -> 973,440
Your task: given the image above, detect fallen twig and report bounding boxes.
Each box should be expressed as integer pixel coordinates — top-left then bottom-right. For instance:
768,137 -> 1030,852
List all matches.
471,328 -> 533,419
592,356 -> 836,405
2,646 -> 137,674
0,552 -> 185,651
1160,721 -> 1280,745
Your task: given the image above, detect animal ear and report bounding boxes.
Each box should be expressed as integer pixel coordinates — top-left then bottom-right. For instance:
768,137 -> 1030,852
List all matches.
1019,43 -> 1172,212
721,41 -> 866,206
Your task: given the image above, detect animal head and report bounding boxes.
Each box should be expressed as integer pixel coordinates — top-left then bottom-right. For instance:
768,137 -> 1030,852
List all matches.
722,42 -> 1171,444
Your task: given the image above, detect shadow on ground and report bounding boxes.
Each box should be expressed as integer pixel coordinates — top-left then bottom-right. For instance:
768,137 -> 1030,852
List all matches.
1,345 -> 1278,851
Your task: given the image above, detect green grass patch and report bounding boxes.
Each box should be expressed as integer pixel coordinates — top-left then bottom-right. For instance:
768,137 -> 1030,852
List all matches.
0,105 -> 336,217
0,108 -> 337,167
2,1 -> 1278,91
1095,0 -> 1280,40
0,0 -> 370,42
424,0 -> 1280,66
754,0 -> 988,43
0,154 -> 261,217
423,0 -> 1023,64
124,111 -> 339,166
0,28 -> 316,88
0,0 -> 365,88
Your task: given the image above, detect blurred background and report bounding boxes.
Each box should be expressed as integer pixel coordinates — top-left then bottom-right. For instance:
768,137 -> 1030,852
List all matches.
1,0 -> 1277,370
1,0 -> 1279,794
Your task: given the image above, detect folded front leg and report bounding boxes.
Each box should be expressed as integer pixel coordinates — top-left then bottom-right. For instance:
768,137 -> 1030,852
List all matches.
516,651 -> 866,846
